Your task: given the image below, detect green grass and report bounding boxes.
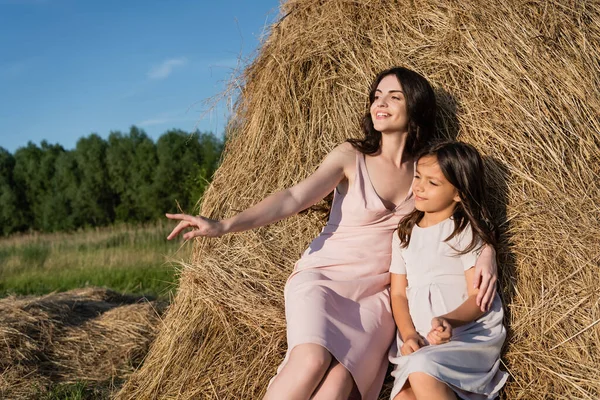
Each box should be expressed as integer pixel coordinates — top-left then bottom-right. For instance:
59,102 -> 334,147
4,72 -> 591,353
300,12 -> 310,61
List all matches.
0,221 -> 192,299
34,380 -> 114,400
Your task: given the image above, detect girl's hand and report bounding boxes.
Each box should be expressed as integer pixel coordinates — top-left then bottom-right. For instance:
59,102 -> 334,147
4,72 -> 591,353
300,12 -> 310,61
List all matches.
474,244 -> 498,312
400,334 -> 425,356
427,317 -> 452,345
166,213 -> 226,240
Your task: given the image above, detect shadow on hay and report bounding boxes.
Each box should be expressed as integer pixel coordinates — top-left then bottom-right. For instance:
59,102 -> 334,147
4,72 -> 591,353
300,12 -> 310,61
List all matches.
439,86 -> 516,360
23,290 -> 160,329
435,87 -> 460,142
483,157 -> 517,354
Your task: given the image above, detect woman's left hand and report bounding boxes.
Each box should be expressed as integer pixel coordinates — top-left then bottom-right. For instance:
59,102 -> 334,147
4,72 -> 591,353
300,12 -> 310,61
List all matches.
473,244 -> 498,312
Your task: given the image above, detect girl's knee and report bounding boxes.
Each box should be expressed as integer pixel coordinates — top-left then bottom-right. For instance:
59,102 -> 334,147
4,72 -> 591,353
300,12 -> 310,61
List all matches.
393,383 -> 416,400
393,392 -> 414,400
407,373 -> 455,399
408,372 -> 435,385
407,372 -> 445,392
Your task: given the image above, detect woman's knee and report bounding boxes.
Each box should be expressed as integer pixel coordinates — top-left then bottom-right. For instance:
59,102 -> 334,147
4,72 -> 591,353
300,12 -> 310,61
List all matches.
324,362 -> 354,389
311,361 -> 355,400
289,344 -> 332,376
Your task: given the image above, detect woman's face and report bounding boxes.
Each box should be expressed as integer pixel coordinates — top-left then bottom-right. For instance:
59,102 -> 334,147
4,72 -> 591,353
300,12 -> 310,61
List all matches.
370,74 -> 409,134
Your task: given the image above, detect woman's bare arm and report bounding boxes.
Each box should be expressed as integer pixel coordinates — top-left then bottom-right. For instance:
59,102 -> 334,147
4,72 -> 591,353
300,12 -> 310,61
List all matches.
166,142 -> 355,240
473,245 -> 498,312
439,267 -> 485,327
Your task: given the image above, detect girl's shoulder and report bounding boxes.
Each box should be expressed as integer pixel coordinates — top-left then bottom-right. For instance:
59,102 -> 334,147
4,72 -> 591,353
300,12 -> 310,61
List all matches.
454,220 -> 476,243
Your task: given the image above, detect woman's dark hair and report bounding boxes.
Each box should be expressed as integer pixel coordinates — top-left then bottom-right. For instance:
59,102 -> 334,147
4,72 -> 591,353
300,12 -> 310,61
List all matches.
347,67 -> 438,157
397,141 -> 497,254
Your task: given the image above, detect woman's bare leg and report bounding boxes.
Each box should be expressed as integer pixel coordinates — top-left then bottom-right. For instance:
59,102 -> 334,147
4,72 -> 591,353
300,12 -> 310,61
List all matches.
310,359 -> 357,400
407,372 -> 456,400
264,343 -> 332,400
393,380 -> 416,400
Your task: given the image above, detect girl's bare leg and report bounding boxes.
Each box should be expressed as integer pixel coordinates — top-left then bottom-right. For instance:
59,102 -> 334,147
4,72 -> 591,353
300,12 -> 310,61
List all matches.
393,381 -> 416,400
310,359 -> 358,400
407,372 -> 456,400
264,343 -> 332,400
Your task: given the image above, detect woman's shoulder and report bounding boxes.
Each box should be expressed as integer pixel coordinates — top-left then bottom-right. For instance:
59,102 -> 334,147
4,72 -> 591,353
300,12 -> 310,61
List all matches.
331,141 -> 358,157
326,142 -> 359,168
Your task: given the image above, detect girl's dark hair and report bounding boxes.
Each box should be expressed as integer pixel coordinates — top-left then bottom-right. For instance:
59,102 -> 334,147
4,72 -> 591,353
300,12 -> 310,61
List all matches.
347,67 -> 438,158
397,141 -> 497,254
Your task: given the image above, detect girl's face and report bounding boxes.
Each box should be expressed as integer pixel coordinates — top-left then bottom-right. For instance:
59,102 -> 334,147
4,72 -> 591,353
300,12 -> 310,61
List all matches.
370,74 -> 409,134
412,155 -> 461,215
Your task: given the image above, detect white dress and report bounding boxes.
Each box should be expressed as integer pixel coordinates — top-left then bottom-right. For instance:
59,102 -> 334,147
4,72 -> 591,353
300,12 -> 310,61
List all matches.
388,218 -> 507,400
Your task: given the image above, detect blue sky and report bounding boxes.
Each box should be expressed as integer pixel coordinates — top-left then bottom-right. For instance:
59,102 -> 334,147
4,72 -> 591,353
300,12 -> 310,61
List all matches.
0,0 -> 281,153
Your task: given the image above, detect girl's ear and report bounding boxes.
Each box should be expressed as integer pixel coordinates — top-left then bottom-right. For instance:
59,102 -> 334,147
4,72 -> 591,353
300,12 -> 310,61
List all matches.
453,190 -> 461,203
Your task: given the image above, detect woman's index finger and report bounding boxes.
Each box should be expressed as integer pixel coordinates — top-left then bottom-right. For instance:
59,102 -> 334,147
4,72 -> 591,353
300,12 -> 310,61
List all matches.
166,213 -> 195,222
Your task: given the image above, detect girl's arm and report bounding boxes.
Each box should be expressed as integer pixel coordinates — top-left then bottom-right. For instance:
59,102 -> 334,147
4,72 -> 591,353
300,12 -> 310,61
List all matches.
390,273 -> 431,354
439,267 -> 485,328
167,142 -> 354,240
390,273 -> 419,341
474,244 -> 498,312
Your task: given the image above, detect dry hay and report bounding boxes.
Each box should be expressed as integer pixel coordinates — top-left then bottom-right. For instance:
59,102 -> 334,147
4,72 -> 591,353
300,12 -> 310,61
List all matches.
0,288 -> 167,399
117,0 -> 600,398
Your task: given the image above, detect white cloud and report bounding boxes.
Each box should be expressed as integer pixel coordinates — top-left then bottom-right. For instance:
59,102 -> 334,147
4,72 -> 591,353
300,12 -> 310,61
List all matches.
137,111 -> 198,128
147,57 -> 188,80
138,118 -> 170,127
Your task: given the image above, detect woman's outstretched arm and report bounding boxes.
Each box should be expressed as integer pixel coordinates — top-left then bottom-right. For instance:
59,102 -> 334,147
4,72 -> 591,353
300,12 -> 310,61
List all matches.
166,143 -> 355,240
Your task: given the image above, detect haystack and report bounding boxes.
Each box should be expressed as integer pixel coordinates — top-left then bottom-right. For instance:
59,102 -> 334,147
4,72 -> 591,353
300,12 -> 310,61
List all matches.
117,0 -> 600,398
0,288 -> 166,399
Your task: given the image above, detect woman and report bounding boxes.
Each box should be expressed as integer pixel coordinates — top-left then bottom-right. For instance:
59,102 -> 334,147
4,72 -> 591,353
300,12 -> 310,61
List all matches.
166,67 -> 498,400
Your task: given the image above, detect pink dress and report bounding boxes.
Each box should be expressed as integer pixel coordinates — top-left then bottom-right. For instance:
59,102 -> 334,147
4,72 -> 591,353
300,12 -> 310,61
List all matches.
271,151 -> 415,399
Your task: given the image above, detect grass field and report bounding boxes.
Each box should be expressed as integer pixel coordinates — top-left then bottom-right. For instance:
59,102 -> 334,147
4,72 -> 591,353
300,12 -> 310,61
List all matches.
0,221 -> 192,299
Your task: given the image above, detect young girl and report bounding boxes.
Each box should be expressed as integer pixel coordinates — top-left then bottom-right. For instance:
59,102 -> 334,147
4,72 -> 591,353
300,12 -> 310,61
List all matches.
388,141 -> 507,400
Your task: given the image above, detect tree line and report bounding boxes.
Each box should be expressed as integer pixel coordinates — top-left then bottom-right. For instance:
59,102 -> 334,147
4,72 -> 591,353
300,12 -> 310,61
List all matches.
0,126 -> 223,236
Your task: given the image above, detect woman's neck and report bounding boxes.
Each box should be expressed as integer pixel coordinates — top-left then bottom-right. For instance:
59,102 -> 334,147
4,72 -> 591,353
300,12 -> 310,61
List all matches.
379,130 -> 410,167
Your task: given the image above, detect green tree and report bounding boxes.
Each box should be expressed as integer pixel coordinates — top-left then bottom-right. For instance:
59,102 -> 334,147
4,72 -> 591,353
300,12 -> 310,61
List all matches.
106,126 -> 157,222
130,127 -> 158,220
13,143 -> 40,230
0,147 -> 25,235
186,131 -> 223,209
44,150 -> 80,231
38,142 -> 67,231
72,134 -> 114,226
154,130 -> 204,213
13,141 -> 68,231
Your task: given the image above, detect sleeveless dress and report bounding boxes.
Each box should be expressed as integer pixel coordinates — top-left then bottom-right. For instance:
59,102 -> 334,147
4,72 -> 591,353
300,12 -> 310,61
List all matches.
270,151 -> 415,400
388,218 -> 507,400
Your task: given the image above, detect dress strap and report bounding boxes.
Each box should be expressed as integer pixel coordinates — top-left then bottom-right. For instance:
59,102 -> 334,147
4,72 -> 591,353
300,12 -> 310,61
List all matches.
353,150 -> 366,193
